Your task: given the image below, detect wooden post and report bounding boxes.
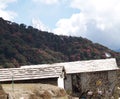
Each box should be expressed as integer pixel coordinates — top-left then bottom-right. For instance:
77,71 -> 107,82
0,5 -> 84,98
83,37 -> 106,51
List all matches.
10,71 -> 14,92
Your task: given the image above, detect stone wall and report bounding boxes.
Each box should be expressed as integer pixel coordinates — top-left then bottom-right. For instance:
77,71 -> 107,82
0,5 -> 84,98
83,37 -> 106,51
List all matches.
71,70 -> 117,96
108,70 -> 117,90
64,75 -> 72,93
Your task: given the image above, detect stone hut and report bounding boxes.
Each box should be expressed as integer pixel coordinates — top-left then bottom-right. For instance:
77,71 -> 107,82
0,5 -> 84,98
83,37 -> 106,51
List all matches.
42,58 -> 119,95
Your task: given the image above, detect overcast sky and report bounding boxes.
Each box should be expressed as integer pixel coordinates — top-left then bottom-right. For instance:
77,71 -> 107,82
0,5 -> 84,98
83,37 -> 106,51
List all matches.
0,0 -> 120,50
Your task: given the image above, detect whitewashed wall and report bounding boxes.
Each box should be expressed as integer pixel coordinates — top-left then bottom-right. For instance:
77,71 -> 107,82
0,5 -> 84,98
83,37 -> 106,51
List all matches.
57,76 -> 64,89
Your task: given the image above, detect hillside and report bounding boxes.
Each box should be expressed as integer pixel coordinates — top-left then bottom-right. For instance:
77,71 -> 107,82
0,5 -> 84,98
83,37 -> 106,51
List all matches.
0,17 -> 120,68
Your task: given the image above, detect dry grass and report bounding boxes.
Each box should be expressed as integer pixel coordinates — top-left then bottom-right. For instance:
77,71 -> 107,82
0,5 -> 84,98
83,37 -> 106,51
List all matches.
0,85 -> 8,99
2,83 -> 68,99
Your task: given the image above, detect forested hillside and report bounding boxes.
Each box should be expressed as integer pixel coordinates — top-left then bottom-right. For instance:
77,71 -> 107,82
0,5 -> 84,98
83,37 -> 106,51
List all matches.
0,17 -> 120,68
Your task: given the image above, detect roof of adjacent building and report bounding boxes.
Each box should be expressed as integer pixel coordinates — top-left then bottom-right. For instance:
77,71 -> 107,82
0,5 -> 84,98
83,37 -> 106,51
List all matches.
21,58 -> 119,74
0,66 -> 64,82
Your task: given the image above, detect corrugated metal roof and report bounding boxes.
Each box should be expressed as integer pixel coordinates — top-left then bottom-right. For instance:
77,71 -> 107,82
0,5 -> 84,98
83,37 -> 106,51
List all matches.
57,58 -> 119,74
0,66 -> 64,81
21,58 -> 119,74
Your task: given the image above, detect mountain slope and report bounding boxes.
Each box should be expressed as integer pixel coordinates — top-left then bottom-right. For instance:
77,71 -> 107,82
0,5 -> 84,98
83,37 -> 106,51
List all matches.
0,17 -> 120,68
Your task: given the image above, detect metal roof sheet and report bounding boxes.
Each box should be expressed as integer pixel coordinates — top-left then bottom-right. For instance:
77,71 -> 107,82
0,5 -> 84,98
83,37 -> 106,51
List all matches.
21,58 -> 119,74
0,66 -> 64,81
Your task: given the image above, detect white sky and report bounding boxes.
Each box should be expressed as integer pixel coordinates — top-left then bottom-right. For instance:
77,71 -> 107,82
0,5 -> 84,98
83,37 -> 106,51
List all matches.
0,0 -> 120,50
